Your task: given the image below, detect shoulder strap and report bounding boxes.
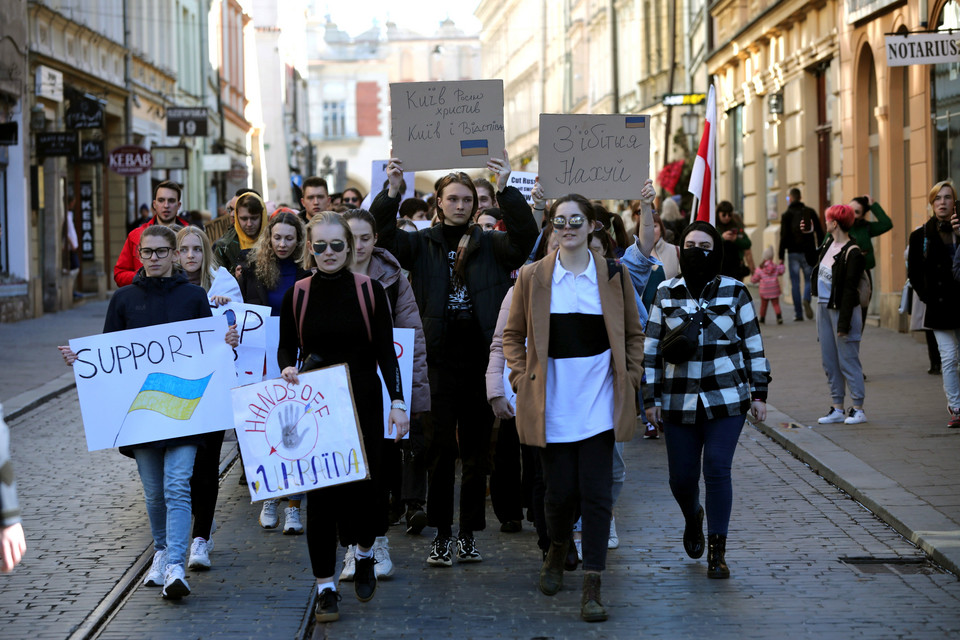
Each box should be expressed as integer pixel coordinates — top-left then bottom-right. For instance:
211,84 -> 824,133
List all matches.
605,258 -> 622,281
293,277 -> 312,357
354,273 -> 375,342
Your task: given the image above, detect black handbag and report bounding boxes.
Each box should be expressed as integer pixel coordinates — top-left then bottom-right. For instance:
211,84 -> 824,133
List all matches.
660,279 -> 718,365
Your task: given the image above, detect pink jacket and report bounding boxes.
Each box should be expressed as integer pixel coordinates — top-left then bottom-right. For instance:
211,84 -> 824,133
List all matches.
485,285 -> 515,401
751,260 -> 785,299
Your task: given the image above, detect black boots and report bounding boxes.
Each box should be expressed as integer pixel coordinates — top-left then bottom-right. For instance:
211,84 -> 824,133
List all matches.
707,534 -> 730,579
581,572 -> 608,622
683,506 -> 705,559
539,539 -> 568,596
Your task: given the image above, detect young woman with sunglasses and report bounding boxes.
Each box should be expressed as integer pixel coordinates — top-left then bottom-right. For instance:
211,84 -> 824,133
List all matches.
277,212 -> 408,623
501,190 -> 647,622
238,211 -> 311,534
371,153 -> 539,568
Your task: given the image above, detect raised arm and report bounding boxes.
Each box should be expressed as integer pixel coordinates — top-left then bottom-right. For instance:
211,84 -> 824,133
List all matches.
371,159 -> 417,269
867,200 -> 893,237
635,179 -> 656,258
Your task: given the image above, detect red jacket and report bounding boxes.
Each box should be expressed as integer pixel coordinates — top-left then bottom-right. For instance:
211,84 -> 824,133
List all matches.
113,215 -> 193,286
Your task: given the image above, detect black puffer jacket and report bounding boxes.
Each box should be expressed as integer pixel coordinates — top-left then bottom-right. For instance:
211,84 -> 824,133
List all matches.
810,237 -> 866,335
102,271 -> 213,456
371,186 -> 538,365
908,217 -> 960,330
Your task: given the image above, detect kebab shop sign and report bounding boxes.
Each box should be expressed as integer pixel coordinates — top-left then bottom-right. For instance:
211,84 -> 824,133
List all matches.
108,145 -> 153,176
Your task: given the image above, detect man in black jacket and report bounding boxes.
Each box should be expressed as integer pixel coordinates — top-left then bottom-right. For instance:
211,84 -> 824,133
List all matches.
371,153 -> 538,569
778,188 -> 823,321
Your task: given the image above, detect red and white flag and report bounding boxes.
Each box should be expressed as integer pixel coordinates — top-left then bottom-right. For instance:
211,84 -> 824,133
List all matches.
688,84 -> 717,226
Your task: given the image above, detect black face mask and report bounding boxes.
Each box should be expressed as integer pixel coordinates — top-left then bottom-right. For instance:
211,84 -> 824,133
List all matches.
680,246 -> 722,297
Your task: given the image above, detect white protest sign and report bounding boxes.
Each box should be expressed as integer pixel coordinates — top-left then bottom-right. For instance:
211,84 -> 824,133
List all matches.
212,301 -> 271,385
371,160 -> 415,202
69,316 -> 236,451
538,114 -> 650,199
506,171 -> 537,205
264,316 -> 281,380
232,365 -> 368,501
390,80 -> 505,171
381,328 -> 414,439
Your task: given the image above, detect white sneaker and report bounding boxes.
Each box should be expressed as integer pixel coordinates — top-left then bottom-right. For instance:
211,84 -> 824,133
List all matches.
339,544 -> 356,581
143,549 -> 166,587
188,537 -> 211,570
283,506 -> 304,535
373,536 -> 394,578
574,534 -> 583,561
818,407 -> 846,424
607,517 -> 620,549
161,564 -> 191,600
844,408 -> 868,424
259,499 -> 280,529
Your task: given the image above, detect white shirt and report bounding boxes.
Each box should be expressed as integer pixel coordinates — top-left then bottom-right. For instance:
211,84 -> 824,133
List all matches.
545,251 -> 615,443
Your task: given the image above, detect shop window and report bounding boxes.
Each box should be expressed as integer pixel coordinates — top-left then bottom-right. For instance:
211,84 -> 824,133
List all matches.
932,0 -> 960,182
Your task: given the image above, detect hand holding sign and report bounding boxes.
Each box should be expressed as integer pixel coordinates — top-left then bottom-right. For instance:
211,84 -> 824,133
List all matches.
486,149 -> 512,193
386,159 -> 404,198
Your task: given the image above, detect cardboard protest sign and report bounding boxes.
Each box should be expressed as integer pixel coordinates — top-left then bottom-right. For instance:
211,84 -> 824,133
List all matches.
213,301 -> 271,386
370,159 -> 415,202
538,114 -> 650,199
380,328 -> 414,439
232,365 -> 368,501
69,316 -> 236,451
390,80 -> 505,171
506,171 -> 537,204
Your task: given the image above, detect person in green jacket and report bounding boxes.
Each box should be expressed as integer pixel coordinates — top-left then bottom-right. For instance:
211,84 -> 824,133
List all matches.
848,195 -> 893,272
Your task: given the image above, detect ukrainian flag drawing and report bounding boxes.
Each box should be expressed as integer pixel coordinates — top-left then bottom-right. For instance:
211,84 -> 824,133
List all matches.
460,139 -> 489,157
127,372 -> 213,420
625,116 -> 647,129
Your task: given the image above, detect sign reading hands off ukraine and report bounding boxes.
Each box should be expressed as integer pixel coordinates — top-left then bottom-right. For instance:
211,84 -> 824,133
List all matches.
390,80 -> 505,171
232,365 -> 369,502
69,317 -> 237,451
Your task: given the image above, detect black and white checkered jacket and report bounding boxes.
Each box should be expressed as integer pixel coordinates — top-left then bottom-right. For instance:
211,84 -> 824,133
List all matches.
643,275 -> 770,424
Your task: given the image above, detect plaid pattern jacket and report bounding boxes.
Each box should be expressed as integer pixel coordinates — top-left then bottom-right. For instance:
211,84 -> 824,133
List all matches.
643,275 -> 770,424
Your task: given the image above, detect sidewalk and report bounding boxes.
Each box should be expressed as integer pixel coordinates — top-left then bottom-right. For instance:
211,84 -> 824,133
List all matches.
1,295 -> 958,580
752,308 -> 960,576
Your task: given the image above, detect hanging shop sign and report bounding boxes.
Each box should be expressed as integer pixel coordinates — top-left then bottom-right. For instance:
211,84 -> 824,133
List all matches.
77,139 -> 105,164
662,93 -> 707,106
108,145 -> 153,176
66,95 -> 104,129
36,131 -> 78,157
0,122 -> 17,146
152,146 -> 189,170
35,65 -> 63,102
885,32 -> 960,67
79,181 -> 94,261
166,107 -> 208,137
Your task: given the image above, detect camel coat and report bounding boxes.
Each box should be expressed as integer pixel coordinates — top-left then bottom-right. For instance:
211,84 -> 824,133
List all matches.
502,249 -> 645,447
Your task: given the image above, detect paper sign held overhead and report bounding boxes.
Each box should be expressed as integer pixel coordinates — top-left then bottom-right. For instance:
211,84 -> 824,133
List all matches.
390,80 -> 505,172
506,171 -> 538,204
538,114 -> 651,200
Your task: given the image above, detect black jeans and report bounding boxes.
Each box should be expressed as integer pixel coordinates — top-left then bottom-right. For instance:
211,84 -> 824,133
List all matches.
490,417 -> 524,523
190,430 -> 225,540
539,430 -> 614,572
401,412 -> 428,506
425,365 -> 493,536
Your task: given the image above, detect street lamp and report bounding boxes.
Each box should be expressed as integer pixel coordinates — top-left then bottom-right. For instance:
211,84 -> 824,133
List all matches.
681,110 -> 699,155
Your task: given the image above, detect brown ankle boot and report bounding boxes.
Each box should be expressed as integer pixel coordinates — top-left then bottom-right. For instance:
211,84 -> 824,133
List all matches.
580,572 -> 608,622
539,540 -> 568,596
707,534 -> 730,579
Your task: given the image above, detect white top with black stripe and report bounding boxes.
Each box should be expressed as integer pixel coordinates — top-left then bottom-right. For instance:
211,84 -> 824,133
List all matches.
546,251 -> 615,443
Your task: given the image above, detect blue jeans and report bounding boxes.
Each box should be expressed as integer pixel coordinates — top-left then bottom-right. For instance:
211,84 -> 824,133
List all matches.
788,251 -> 813,318
133,444 -> 198,567
663,414 -> 746,536
933,329 -> 960,409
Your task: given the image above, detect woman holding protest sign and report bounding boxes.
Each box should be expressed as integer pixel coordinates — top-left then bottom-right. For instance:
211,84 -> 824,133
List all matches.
278,211 -> 408,623
644,221 -> 770,581
501,190 -> 646,622
176,226 -> 242,571
239,211 -> 311,534
58,225 -> 239,601
371,152 -> 538,568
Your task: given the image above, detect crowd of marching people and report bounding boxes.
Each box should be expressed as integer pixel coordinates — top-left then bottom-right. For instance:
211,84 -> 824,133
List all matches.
42,140 -> 960,625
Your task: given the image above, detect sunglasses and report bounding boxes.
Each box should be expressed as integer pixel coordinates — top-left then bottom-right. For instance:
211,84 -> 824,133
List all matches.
312,240 -> 347,254
552,214 -> 588,229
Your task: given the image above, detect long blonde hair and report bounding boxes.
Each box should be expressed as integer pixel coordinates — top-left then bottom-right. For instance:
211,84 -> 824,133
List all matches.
175,226 -> 217,290
302,212 -> 356,271
249,211 -> 306,289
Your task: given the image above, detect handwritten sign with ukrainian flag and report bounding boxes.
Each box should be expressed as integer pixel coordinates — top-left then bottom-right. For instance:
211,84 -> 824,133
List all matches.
538,113 -> 651,199
390,79 -> 505,171
69,316 -> 236,451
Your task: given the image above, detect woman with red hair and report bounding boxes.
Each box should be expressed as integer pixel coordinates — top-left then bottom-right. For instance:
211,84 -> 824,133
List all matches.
811,204 -> 868,425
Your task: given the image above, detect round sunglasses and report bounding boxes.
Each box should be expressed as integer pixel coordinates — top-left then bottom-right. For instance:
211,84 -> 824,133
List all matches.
552,214 -> 587,229
312,240 -> 347,254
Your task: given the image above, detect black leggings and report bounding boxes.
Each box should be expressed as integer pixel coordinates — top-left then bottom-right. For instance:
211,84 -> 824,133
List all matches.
191,430 -> 225,540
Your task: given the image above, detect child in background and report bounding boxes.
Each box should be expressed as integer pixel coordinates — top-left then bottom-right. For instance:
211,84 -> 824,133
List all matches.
751,246 -> 785,324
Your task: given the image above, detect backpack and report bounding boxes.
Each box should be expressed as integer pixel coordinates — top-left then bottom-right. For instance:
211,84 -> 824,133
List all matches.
292,273 -> 376,365
844,244 -> 872,308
